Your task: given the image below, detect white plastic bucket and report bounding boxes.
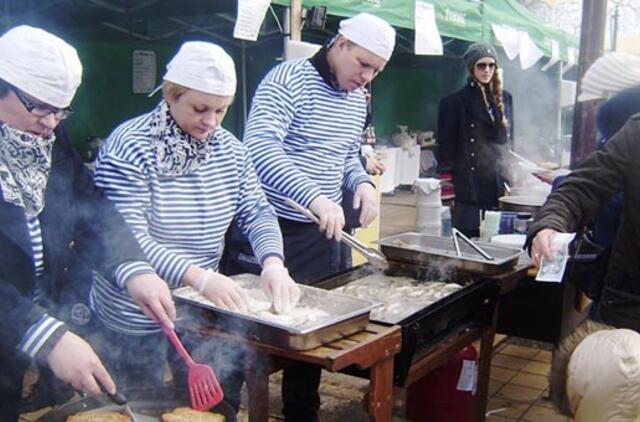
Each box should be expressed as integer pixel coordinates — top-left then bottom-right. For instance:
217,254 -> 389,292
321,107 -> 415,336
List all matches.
418,222 -> 442,236
415,178 -> 442,232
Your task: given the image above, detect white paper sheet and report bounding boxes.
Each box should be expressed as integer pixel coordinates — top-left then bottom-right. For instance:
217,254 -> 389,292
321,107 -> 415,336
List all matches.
492,24 -> 520,60
132,50 -> 156,94
518,31 -> 544,70
563,47 -> 578,76
414,1 -> 443,55
234,0 -> 270,41
541,40 -> 560,72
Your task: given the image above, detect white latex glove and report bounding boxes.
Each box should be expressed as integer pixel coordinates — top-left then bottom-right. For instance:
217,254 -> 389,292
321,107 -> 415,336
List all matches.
261,265 -> 301,314
47,331 -> 116,395
308,195 -> 345,240
353,183 -> 378,227
198,270 -> 249,312
126,273 -> 176,329
531,228 -> 559,267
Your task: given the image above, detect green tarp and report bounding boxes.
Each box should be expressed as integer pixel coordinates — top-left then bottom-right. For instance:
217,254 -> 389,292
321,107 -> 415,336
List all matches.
271,0 -> 577,61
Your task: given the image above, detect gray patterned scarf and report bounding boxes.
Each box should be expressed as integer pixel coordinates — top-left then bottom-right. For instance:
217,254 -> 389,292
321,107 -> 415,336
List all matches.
0,123 -> 54,217
150,101 -> 218,176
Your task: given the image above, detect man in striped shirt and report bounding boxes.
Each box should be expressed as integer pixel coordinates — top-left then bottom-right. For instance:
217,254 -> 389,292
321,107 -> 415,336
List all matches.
242,13 -> 396,422
0,26 -> 171,420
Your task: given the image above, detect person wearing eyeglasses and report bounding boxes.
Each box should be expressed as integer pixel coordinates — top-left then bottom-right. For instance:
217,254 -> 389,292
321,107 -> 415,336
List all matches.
437,42 -> 514,237
0,26 -> 177,420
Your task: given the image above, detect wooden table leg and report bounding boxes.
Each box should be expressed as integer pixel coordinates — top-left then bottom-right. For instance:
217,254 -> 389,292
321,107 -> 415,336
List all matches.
245,354 -> 270,422
368,356 -> 394,422
475,298 -> 499,422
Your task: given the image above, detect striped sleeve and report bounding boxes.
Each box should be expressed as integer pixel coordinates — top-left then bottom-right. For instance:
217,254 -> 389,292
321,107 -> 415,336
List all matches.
114,261 -> 156,289
343,137 -> 373,192
234,147 -> 283,263
243,79 -> 323,208
17,314 -> 65,358
94,147 -> 192,287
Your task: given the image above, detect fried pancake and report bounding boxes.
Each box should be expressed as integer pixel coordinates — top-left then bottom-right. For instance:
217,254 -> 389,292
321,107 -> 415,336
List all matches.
161,407 -> 225,422
66,411 -> 131,422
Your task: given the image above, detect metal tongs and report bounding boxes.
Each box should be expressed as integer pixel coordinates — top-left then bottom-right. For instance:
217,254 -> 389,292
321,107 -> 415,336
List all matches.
286,198 -> 389,271
452,228 -> 495,261
109,392 -> 138,422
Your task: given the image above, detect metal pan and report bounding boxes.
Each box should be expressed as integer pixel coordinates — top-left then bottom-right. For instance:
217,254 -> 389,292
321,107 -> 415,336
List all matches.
379,232 -> 523,275
173,274 -> 382,350
36,387 -> 236,422
499,195 -> 546,216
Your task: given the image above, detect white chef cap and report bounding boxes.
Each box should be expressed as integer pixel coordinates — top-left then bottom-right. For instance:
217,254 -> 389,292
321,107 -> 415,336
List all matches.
338,13 -> 396,62
0,25 -> 82,109
163,41 -> 236,97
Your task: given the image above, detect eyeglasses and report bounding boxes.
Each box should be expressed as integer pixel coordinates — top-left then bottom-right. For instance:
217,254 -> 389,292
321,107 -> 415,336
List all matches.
475,62 -> 496,71
12,88 -> 73,120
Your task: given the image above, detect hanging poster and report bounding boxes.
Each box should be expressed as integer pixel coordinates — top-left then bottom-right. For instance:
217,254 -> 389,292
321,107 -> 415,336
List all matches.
132,50 -> 156,94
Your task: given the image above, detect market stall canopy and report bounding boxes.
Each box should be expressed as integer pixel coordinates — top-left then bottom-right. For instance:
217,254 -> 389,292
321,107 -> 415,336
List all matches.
578,52 -> 640,102
271,0 -> 578,62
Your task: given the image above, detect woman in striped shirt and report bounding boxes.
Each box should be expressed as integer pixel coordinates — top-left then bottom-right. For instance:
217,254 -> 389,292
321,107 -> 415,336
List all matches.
90,42 -> 299,405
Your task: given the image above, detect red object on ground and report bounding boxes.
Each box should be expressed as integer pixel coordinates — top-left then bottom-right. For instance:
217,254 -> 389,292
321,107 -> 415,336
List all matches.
406,345 -> 478,422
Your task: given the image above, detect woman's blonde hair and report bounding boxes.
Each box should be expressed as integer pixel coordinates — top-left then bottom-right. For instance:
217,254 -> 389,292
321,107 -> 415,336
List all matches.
470,64 -> 509,129
162,81 -> 189,102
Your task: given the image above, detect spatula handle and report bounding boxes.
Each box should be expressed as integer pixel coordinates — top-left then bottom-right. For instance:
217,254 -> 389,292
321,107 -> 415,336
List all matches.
161,324 -> 195,367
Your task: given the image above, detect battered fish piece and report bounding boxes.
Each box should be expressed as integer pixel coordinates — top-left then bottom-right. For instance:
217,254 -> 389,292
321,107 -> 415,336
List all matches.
161,407 -> 225,422
66,411 -> 130,422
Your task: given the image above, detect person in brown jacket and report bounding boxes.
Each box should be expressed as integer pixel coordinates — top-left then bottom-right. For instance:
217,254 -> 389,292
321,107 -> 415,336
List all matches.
528,113 -> 640,331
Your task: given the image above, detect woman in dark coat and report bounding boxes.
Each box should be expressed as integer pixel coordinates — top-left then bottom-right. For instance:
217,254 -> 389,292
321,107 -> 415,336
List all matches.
437,42 -> 514,237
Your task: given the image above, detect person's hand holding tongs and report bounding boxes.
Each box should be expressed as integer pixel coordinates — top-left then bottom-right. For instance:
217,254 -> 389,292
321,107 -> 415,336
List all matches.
286,198 -> 389,271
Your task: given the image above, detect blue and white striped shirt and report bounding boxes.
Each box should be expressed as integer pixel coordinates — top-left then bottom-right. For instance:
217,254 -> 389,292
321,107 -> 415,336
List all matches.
91,111 -> 283,334
17,217 -> 62,358
17,217 -> 148,357
243,58 -> 372,221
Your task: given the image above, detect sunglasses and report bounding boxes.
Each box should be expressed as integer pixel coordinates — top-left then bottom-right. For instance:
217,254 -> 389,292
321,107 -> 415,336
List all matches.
475,62 -> 496,71
12,88 -> 73,120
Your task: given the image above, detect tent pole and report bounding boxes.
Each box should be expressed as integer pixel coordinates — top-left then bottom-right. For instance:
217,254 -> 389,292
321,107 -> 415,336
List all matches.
290,0 -> 302,41
570,0 -> 607,168
241,41 -> 247,128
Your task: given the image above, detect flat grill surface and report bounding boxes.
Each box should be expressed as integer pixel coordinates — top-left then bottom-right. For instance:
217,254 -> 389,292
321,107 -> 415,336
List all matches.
316,264 -> 499,385
36,388 -> 236,422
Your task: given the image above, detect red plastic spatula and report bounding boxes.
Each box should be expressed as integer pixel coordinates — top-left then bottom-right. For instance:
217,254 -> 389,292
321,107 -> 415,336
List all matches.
161,324 -> 224,410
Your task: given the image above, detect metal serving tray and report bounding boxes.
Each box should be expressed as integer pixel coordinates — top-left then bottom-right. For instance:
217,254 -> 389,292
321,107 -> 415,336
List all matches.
379,232 -> 524,275
173,274 -> 381,350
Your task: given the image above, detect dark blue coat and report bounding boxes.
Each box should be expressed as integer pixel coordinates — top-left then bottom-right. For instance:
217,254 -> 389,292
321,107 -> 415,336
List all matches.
0,126 -> 147,358
437,80 -> 514,205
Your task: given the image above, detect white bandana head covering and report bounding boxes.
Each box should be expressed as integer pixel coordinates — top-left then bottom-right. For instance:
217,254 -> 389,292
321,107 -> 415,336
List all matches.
338,13 -> 396,62
0,25 -> 82,108
163,41 -> 236,96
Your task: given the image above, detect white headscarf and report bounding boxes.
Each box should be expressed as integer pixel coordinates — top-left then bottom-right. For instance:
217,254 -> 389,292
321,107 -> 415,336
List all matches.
163,41 -> 236,96
338,13 -> 396,61
0,25 -> 82,108
0,26 -> 81,216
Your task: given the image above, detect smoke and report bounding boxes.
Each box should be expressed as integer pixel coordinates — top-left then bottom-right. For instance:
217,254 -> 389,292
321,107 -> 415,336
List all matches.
500,50 -> 565,166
